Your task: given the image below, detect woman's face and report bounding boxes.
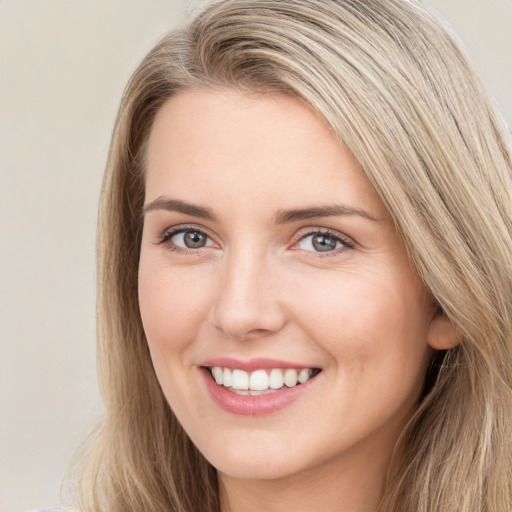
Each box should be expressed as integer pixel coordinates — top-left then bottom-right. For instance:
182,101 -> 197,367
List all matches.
139,89 -> 448,483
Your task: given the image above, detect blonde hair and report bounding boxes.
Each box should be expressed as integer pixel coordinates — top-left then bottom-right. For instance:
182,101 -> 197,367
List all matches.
70,1 -> 512,511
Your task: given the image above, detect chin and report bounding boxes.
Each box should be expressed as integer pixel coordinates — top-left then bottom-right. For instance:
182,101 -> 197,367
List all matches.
195,430 -> 319,482
212,455 -> 302,481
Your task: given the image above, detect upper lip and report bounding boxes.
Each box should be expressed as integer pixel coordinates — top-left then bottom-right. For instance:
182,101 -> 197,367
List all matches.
200,357 -> 319,372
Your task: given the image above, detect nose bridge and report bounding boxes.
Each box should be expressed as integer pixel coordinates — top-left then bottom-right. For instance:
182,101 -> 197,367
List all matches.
211,242 -> 285,340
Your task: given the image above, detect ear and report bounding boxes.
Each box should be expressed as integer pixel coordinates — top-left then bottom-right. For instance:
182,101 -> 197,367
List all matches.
427,308 -> 460,350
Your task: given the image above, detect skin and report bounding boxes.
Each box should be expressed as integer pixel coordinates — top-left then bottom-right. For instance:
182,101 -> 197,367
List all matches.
138,88 -> 456,512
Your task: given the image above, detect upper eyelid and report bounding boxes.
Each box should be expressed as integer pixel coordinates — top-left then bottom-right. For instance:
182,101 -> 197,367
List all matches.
161,223 -> 211,235
297,227 -> 343,238
295,227 -> 354,244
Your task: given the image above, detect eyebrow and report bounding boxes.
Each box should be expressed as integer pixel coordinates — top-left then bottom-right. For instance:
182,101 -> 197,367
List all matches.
272,205 -> 380,223
142,198 -> 216,220
142,198 -> 380,223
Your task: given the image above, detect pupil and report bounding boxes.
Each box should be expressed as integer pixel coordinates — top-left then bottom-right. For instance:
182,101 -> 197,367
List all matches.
312,234 -> 337,252
184,231 -> 206,248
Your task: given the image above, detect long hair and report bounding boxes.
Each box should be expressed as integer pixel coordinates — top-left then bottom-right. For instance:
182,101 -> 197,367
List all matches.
70,1 -> 512,511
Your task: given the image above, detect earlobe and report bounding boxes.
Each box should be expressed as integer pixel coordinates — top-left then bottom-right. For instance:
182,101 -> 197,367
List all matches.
427,309 -> 461,350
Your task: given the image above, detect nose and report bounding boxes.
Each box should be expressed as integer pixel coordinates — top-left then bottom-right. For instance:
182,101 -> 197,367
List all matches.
210,248 -> 287,341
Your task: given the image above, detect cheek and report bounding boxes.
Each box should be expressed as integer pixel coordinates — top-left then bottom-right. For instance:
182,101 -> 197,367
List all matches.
138,260 -> 216,414
138,259 -> 213,356
294,271 -> 432,435
289,268 -> 432,375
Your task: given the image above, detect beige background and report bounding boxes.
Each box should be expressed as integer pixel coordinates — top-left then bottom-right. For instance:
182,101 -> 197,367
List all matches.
0,1 -> 510,511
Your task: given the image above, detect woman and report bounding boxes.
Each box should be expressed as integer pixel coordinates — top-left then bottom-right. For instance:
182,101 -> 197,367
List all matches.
70,0 -> 512,511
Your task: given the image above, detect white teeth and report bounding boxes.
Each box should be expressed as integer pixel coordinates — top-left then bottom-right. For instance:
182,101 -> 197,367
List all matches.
223,367 -> 232,388
298,368 -> 310,384
212,366 -> 223,385
209,366 -> 318,392
269,368 -> 284,389
284,369 -> 298,387
249,369 -> 269,391
232,369 -> 249,390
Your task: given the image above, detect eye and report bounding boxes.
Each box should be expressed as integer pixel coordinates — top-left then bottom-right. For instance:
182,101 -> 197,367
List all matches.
296,231 -> 350,253
159,227 -> 215,250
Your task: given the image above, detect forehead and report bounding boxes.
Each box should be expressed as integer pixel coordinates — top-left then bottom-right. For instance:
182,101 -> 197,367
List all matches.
145,88 -> 387,219
147,88 -> 336,166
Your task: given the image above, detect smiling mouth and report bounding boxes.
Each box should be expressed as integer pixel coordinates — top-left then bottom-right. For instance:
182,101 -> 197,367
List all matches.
205,366 -> 322,396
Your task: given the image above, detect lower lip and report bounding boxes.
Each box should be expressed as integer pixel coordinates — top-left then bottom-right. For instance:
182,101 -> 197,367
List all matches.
200,368 -> 318,416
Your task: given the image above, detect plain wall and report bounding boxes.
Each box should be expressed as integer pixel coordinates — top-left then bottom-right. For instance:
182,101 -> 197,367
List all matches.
0,1 -> 510,511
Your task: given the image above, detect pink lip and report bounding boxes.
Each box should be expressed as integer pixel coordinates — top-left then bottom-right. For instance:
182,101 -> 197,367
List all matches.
199,366 -> 320,416
200,357 -> 313,372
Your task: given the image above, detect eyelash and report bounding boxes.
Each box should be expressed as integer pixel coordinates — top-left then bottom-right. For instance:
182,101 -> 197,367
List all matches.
295,228 -> 355,257
156,225 -> 354,256
157,225 -> 212,253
